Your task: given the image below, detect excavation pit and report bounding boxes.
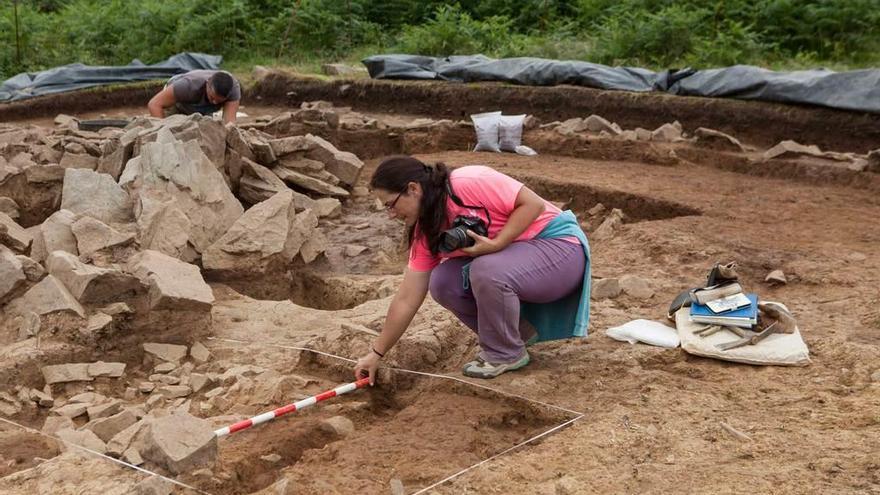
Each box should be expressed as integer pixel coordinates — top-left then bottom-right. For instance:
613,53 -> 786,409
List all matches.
1,78 -> 878,495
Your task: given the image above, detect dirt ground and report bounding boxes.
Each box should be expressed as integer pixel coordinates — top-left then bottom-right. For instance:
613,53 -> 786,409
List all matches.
0,80 -> 878,495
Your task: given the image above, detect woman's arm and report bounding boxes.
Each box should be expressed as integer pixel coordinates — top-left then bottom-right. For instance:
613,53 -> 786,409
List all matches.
354,268 -> 431,384
462,185 -> 545,256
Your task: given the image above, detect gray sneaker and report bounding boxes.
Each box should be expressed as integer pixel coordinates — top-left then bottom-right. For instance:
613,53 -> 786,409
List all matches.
462,352 -> 530,379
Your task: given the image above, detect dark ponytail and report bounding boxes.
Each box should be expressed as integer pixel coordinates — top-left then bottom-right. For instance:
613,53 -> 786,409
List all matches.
370,155 -> 451,255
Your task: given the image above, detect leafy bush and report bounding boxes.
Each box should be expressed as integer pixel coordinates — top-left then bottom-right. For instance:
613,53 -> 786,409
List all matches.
1,0 -> 878,80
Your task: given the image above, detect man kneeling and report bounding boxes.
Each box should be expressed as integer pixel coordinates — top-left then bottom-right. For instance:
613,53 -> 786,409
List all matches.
148,70 -> 241,124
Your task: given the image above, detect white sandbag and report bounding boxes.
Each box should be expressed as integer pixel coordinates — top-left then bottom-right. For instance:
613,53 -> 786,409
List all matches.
674,303 -> 810,366
606,319 -> 680,348
515,145 -> 538,156
471,111 -> 502,152
498,114 -> 526,151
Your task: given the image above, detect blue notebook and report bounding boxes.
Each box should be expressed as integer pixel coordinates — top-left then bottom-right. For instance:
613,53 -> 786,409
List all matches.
690,293 -> 758,328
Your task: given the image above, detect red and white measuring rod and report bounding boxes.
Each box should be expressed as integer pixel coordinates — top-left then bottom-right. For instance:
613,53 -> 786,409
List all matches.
214,377 -> 372,437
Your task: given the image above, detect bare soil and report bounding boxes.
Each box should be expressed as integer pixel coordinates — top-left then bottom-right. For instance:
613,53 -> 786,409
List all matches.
0,78 -> 878,494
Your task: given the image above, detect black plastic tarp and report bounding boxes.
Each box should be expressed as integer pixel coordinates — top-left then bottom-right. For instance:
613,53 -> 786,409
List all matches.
363,54 -> 880,114
0,52 -> 221,102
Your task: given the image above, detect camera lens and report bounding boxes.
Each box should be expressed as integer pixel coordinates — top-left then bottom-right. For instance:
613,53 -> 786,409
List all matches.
439,226 -> 469,252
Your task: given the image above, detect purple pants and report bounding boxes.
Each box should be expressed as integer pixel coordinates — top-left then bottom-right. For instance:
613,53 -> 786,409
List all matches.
429,238 -> 586,364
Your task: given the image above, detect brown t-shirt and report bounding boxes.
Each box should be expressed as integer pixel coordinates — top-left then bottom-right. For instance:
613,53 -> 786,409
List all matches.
168,70 -> 241,105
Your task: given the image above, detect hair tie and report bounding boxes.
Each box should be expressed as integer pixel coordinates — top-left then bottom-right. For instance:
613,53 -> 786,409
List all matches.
423,164 -> 432,174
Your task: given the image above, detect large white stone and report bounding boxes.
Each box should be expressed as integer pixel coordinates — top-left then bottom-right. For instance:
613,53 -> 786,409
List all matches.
272,167 -> 350,197
60,168 -> 132,224
0,196 -> 19,220
126,250 -> 214,311
142,413 -> 218,475
142,343 -> 188,363
47,251 -> 141,303
7,275 -> 84,317
133,190 -> 195,262
239,157 -> 288,205
84,409 -> 138,443
121,129 -> 243,260
0,211 -> 31,252
202,191 -> 319,272
70,216 -> 136,256
0,245 -> 26,302
56,428 -> 107,454
38,209 -> 79,260
298,134 -> 363,186
42,363 -> 92,384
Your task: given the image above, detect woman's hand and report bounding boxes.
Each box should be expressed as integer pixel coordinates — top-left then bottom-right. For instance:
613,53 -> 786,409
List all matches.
354,351 -> 381,386
461,230 -> 505,257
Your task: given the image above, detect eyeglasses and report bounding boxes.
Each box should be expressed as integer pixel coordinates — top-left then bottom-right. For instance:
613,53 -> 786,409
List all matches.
384,190 -> 405,211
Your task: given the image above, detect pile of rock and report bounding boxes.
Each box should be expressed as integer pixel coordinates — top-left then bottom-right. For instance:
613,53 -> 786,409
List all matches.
242,100 -> 384,135
762,139 -> 875,171
32,341 -> 222,473
546,114 -> 690,144
0,109 -> 368,357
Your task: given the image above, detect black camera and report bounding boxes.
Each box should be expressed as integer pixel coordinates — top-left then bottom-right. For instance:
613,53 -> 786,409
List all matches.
439,215 -> 489,252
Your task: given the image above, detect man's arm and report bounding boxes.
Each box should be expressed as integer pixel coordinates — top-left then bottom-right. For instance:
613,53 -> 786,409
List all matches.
147,86 -> 176,118
222,99 -> 240,124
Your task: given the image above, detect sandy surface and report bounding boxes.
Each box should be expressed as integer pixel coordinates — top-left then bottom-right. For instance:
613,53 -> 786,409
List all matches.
0,99 -> 878,494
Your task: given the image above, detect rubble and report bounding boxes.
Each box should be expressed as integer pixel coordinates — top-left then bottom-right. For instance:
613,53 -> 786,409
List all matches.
59,152 -> 99,170
70,216 -> 136,256
583,115 -> 621,135
0,211 -> 31,252
52,403 -> 89,418
16,311 -> 42,340
764,140 -> 824,161
16,254 -> 45,281
85,312 -> 114,334
84,409 -> 138,442
694,127 -> 746,152
142,342 -> 189,363
56,428 -> 107,454
142,412 -> 218,474
31,209 -> 79,261
592,208 -> 625,241
320,415 -> 355,437
651,121 -> 683,142
0,391 -> 22,416
87,361 -> 126,378
87,399 -> 124,420
7,275 -> 85,318
42,415 -> 75,434
121,128 -> 243,261
202,190 -> 323,273
127,250 -> 214,311
591,278 -> 622,300
0,245 -> 27,302
157,385 -> 192,399
60,168 -> 132,224
190,342 -> 211,364
0,196 -> 19,220
239,157 -> 289,204
107,419 -> 147,457
765,270 -> 788,284
46,250 -> 141,303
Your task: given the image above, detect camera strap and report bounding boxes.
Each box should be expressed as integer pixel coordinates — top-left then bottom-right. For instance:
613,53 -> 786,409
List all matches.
446,179 -> 492,229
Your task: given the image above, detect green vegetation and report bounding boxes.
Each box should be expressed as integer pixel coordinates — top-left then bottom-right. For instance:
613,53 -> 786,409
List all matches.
2,0 -> 879,80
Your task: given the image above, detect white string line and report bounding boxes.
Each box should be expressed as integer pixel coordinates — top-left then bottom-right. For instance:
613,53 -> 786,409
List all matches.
410,414 -> 584,495
208,337 -> 585,416
0,416 -> 213,495
208,336 -> 588,494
